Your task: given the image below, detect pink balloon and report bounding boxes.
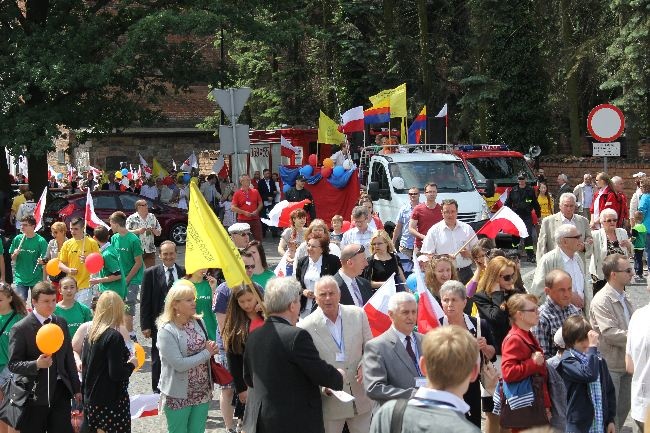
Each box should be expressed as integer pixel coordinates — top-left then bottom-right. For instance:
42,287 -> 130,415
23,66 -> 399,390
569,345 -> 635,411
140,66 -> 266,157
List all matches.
85,252 -> 104,274
308,154 -> 318,166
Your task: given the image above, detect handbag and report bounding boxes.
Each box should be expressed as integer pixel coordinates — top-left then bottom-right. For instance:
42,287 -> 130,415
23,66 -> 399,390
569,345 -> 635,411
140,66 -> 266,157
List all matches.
195,319 -> 234,386
0,374 -> 35,429
498,374 -> 548,429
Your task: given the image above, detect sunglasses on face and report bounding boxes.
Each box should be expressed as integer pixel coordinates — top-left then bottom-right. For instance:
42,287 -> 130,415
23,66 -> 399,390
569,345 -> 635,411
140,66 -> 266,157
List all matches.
244,264 -> 255,270
500,273 -> 514,281
604,218 -> 618,223
353,245 -> 365,257
563,235 -> 582,239
235,232 -> 251,237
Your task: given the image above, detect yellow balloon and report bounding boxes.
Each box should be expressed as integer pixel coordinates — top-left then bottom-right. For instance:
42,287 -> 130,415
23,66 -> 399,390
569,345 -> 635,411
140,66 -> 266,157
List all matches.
115,171 -> 123,179
134,343 -> 145,370
36,323 -> 64,355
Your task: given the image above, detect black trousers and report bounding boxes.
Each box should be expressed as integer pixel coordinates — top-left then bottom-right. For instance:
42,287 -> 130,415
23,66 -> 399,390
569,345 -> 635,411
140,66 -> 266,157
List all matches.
151,328 -> 161,393
20,380 -> 73,433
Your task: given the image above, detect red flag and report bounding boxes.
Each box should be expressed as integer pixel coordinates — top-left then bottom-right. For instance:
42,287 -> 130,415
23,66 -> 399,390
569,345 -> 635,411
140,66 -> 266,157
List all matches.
364,275 -> 397,337
34,187 -> 48,231
476,206 -> 529,239
84,189 -> 109,229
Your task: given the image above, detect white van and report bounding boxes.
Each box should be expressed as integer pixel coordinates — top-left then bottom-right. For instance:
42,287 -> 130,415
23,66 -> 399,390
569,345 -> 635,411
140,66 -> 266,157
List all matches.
366,150 -> 489,227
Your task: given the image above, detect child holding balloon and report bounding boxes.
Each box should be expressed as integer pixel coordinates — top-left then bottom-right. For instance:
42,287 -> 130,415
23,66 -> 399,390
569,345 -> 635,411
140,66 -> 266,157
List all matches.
55,277 -> 93,338
0,282 -> 27,433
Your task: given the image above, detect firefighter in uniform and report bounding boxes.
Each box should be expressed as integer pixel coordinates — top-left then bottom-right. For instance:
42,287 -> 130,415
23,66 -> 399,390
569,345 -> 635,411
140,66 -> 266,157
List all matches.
504,173 -> 541,263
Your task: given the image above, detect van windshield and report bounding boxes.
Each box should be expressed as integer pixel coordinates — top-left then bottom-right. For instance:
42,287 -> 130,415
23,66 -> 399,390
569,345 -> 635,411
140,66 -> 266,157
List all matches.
389,161 -> 474,192
465,157 -> 535,186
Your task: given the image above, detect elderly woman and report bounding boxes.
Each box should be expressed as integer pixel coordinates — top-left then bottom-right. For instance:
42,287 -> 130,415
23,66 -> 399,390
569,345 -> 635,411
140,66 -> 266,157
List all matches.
295,219 -> 341,260
157,281 -> 219,433
126,199 -> 162,268
362,230 -> 405,290
500,293 -> 551,430
590,208 -> 631,294
424,255 -> 458,302
439,280 -> 496,428
295,234 -> 341,317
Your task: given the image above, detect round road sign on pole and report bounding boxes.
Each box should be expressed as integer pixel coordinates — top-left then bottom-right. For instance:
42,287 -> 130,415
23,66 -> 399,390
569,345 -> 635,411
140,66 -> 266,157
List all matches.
587,104 -> 625,142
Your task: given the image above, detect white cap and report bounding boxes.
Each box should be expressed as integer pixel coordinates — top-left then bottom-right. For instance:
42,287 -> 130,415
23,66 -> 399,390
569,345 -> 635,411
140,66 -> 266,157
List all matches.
553,327 -> 565,349
416,254 -> 430,263
632,172 -> 646,179
227,223 -> 251,234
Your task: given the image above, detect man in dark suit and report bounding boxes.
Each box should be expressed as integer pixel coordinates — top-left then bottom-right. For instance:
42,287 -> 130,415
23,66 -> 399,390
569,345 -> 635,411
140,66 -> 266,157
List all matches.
556,173 -> 573,212
8,281 -> 81,433
333,244 -> 373,307
363,291 -> 424,405
257,168 -> 278,237
243,277 -> 344,433
140,240 -> 184,393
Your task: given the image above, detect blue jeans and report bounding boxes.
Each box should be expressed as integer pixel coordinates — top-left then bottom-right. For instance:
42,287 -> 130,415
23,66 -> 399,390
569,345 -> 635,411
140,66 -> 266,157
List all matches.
14,284 -> 32,302
645,233 -> 650,273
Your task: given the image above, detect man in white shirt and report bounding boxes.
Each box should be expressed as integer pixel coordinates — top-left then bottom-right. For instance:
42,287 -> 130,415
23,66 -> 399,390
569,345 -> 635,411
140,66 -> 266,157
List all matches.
331,141 -> 352,167
531,224 -> 590,312
573,173 -> 594,219
140,177 -> 158,200
340,206 -> 376,256
420,199 -> 477,283
155,178 -> 173,204
625,281 -> 650,432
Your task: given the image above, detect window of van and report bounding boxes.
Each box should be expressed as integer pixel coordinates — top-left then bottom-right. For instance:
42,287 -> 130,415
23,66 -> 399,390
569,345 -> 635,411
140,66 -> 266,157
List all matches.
389,161 -> 474,192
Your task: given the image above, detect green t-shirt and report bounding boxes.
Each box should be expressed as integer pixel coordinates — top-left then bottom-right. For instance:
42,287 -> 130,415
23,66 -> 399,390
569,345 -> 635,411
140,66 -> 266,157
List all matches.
632,223 -> 647,249
195,280 -> 217,341
111,232 -> 144,285
251,269 -> 276,290
0,311 -> 24,371
98,244 -> 127,299
9,234 -> 48,286
0,241 -> 4,254
55,302 -> 93,338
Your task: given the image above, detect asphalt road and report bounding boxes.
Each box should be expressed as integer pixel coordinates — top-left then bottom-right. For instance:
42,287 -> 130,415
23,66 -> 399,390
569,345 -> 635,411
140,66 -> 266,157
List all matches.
129,239 -> 649,433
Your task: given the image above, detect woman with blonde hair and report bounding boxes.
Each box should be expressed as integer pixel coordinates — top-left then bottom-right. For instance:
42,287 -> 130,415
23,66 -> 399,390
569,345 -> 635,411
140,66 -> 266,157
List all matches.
363,230 -> 406,290
82,291 -> 137,433
294,218 -> 341,260
424,255 -> 458,301
156,281 -> 219,433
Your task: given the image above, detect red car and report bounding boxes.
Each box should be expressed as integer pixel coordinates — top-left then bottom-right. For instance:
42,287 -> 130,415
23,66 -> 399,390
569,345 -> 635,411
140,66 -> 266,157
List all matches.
43,191 -> 188,245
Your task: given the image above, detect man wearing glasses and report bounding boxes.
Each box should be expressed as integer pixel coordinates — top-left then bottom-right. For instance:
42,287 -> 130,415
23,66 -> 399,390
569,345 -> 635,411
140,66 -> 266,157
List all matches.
392,187 -> 420,259
334,244 -> 373,307
590,253 -> 635,432
228,223 -> 252,249
530,224 -> 590,313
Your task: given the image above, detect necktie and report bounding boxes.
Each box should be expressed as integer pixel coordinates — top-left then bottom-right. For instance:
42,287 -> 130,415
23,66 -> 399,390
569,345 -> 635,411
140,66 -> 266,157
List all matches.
167,267 -> 175,290
405,335 -> 418,369
43,318 -> 51,324
350,278 -> 363,306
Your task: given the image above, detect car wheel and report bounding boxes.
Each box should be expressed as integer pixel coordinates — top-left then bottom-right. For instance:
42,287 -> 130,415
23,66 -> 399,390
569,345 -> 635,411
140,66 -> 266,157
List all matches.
169,223 -> 187,245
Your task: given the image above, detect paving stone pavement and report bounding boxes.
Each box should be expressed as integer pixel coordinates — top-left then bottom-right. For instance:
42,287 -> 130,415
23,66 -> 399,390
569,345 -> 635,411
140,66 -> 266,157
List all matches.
130,241 -> 649,433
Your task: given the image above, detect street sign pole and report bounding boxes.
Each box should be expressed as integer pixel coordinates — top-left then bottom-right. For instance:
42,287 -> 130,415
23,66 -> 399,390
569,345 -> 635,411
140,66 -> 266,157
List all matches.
229,89 -> 239,183
587,104 -> 624,173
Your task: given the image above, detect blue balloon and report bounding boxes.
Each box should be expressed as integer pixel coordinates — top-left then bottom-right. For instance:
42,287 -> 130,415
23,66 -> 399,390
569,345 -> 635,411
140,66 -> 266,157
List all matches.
183,173 -> 190,183
299,165 -> 313,177
406,274 -> 418,292
121,168 -> 128,176
283,184 -> 292,194
332,166 -> 345,178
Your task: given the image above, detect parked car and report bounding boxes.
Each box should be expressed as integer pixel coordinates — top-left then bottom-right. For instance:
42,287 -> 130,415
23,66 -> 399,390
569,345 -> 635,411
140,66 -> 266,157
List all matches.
42,191 -> 188,245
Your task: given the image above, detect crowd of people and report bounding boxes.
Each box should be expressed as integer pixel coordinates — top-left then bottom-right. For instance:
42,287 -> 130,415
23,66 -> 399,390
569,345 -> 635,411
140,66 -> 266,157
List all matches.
0,165 -> 649,433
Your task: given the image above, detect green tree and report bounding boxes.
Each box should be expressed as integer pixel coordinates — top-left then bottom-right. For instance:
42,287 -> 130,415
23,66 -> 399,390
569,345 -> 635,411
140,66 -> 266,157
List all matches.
0,0 -> 223,195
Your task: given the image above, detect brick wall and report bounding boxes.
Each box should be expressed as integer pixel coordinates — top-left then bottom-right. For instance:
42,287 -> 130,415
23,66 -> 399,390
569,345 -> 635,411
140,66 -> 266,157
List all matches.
540,157 -> 650,198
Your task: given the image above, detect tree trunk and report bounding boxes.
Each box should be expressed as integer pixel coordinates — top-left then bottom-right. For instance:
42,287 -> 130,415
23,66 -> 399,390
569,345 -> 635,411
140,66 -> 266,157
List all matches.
28,153 -> 48,201
559,0 -> 581,156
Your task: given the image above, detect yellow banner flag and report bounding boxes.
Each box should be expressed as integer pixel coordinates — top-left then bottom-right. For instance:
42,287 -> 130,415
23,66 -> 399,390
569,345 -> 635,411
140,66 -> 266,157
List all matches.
318,111 -> 345,144
185,182 -> 249,287
152,158 -> 169,179
369,83 -> 407,118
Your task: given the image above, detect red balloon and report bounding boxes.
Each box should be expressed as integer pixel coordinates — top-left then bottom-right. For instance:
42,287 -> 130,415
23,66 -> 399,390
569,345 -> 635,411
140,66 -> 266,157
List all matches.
85,252 -> 104,274
120,184 -> 127,191
341,221 -> 351,232
308,154 -> 318,166
321,167 -> 333,178
126,172 -> 133,180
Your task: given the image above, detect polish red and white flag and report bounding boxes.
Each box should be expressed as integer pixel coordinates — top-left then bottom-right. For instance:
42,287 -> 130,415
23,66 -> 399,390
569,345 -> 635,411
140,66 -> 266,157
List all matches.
339,106 -> 365,133
364,274 -> 397,337
476,205 -> 529,239
261,199 -> 311,228
84,189 -> 109,229
33,187 -> 48,231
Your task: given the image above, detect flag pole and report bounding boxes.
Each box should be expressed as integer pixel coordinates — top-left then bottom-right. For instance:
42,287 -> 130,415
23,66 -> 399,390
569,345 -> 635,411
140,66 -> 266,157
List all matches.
452,206 -> 506,257
81,220 -> 87,257
445,114 -> 448,145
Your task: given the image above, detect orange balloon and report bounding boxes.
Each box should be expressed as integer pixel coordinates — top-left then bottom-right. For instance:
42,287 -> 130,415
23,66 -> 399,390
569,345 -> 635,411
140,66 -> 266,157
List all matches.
323,158 -> 334,169
36,323 -> 64,355
134,343 -> 145,370
46,258 -> 60,277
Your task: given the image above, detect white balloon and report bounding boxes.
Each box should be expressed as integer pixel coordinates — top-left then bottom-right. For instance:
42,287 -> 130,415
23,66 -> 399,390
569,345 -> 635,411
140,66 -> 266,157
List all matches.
391,177 -> 405,190
343,160 -> 353,170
